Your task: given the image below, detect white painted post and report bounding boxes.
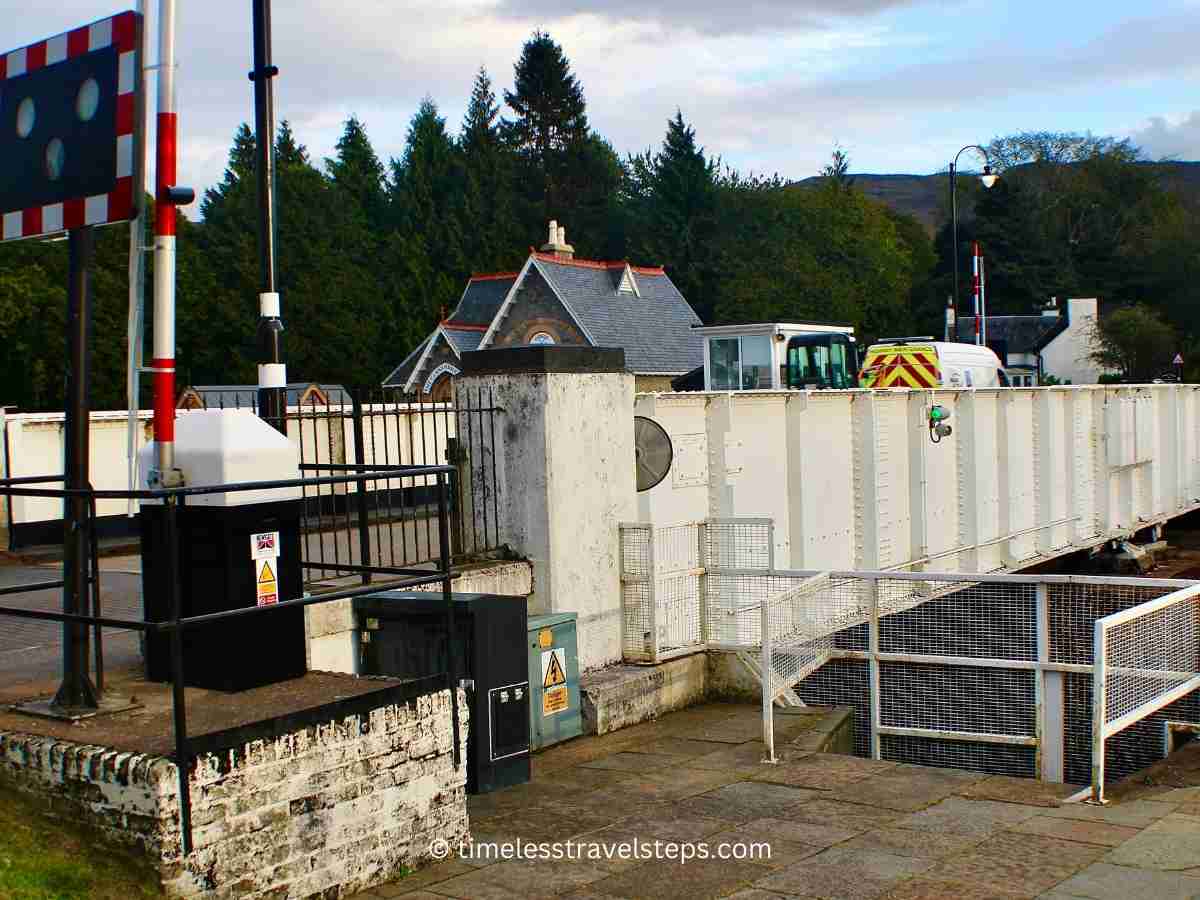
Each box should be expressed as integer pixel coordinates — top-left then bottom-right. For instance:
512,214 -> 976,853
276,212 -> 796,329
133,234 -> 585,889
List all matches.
697,520 -> 709,646
1091,620 -> 1108,804
868,578 -> 882,760
1036,584 -> 1065,782
761,594 -> 776,763
647,528 -> 659,664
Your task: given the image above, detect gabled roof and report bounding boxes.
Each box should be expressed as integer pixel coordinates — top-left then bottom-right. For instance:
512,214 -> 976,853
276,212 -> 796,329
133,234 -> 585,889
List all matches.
442,325 -> 486,354
955,315 -> 1068,354
450,273 -> 519,326
527,254 -> 704,374
384,247 -> 707,386
382,336 -> 430,389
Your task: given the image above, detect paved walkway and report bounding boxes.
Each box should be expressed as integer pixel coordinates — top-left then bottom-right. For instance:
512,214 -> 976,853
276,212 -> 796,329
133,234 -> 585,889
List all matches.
358,703 -> 1200,900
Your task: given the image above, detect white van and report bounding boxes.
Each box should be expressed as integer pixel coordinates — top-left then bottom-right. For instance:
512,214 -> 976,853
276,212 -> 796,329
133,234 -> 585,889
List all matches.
858,339 -> 1006,389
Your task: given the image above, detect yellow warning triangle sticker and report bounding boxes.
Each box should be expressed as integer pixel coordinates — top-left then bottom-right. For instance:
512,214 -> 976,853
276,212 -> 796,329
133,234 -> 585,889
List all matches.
258,559 -> 276,585
543,651 -> 566,688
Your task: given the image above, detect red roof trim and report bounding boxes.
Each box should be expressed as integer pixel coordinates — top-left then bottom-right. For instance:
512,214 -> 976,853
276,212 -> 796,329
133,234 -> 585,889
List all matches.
469,272 -> 520,282
441,322 -> 489,331
530,251 -> 665,275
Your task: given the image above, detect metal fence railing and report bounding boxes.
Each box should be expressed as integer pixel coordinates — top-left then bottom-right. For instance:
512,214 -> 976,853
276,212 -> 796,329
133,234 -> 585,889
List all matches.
619,519 -> 1200,793
1092,584 -> 1200,801
192,386 -> 505,579
0,463 -> 463,857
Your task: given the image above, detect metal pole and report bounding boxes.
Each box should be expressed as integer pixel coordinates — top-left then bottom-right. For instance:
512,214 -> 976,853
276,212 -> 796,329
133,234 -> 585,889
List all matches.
251,0 -> 286,433
436,472 -> 461,768
166,495 -> 193,852
351,390 -> 372,585
761,593 -> 776,763
1091,620 -> 1108,804
151,0 -> 179,481
868,578 -> 882,760
972,242 -> 982,345
53,226 -> 99,710
950,160 -> 959,335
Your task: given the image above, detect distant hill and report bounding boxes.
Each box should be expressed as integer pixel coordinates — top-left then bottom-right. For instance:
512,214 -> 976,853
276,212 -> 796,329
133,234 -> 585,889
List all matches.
794,161 -> 1200,235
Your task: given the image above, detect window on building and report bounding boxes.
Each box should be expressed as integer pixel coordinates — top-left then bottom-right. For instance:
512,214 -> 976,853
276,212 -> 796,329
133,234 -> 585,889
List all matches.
530,332 -> 555,345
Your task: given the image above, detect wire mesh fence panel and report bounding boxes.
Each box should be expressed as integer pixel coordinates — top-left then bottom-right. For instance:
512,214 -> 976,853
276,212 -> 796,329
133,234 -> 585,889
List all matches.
878,661 -> 1037,736
1101,587 -> 1200,728
877,581 -> 1038,661
1048,582 -> 1178,665
881,733 -> 1036,778
704,520 -> 773,571
619,523 -> 654,662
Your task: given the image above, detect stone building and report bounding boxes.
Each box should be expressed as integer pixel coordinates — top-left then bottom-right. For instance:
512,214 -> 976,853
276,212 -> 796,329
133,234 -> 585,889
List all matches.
383,222 -> 704,398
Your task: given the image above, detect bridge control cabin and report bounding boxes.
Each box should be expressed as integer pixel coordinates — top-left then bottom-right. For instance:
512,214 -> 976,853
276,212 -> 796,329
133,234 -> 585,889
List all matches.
693,322 -> 859,391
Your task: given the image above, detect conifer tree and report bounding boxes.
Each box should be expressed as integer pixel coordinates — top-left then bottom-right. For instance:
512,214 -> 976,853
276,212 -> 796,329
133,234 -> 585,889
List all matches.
327,116 -> 389,232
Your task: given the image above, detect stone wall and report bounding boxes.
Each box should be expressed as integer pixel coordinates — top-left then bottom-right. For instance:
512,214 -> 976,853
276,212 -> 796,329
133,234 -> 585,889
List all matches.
0,683 -> 468,899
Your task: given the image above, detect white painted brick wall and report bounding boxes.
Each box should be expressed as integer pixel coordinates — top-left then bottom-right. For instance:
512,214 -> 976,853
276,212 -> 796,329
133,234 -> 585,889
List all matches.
0,687 -> 468,898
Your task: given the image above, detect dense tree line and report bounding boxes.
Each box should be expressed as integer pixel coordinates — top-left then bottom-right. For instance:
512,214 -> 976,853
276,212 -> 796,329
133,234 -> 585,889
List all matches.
3,34 -> 1199,409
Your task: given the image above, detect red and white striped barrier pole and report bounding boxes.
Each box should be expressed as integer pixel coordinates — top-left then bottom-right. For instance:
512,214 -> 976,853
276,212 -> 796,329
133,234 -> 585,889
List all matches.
152,0 -> 177,476
972,241 -> 981,346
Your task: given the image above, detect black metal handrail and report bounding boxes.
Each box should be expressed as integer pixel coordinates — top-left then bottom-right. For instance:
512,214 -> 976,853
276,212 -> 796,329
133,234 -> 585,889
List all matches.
0,462 -> 461,857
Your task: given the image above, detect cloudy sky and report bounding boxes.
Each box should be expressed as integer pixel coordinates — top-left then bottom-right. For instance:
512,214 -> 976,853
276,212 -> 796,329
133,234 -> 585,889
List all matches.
8,0 -> 1200,216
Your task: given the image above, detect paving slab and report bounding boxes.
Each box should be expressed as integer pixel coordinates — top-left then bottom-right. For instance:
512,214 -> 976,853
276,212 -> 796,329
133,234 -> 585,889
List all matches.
1104,813 -> 1200,872
839,826 -> 987,860
880,875 -> 1035,899
829,769 -> 988,812
375,860 -> 476,896
1039,798 -> 1180,829
577,750 -> 686,773
754,846 -> 934,900
430,857 -> 613,899
729,816 -> 863,849
674,781 -> 821,823
751,754 -> 898,790
589,856 -> 774,900
955,775 -> 1078,808
706,829 -> 825,870
1010,815 -> 1141,847
1042,861 -> 1200,900
890,797 -> 1041,837
918,831 -> 1106,896
783,798 -> 905,832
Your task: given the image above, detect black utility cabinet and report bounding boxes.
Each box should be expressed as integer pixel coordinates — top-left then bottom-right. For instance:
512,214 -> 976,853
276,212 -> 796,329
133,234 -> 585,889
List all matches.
354,591 -> 530,793
141,500 -> 306,691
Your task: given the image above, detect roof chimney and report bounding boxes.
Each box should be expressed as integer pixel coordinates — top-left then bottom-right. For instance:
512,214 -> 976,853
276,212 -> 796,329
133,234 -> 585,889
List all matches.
540,220 -> 575,260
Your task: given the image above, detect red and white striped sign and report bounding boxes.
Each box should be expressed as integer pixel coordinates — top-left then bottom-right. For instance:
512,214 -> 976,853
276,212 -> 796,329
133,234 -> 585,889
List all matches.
0,11 -> 142,242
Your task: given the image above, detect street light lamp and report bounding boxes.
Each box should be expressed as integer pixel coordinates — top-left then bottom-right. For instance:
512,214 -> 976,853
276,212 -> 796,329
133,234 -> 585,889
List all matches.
949,145 -> 998,341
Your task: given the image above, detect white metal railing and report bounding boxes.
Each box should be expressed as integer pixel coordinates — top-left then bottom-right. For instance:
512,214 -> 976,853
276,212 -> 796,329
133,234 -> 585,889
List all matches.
1091,584 -> 1200,802
621,519 -> 1200,790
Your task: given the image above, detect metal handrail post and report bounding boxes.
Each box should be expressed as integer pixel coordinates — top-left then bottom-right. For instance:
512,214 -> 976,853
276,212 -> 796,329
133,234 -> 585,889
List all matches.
437,472 -> 461,768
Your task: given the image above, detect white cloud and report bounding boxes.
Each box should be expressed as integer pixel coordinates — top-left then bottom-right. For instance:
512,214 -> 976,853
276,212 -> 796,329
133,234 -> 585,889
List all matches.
1131,112 -> 1200,161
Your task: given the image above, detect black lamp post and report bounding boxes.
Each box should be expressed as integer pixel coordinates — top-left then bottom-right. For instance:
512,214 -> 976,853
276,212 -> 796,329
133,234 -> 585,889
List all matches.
949,145 -> 998,341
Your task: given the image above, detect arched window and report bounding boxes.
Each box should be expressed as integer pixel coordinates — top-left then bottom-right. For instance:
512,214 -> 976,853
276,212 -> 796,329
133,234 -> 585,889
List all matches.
530,332 -> 555,346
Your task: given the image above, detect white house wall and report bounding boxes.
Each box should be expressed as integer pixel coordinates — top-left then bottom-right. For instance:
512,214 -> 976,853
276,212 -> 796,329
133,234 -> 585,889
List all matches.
635,386 -> 1200,575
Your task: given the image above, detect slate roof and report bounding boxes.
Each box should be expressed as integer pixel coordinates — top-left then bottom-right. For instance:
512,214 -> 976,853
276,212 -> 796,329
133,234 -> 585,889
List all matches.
382,336 -> 430,389
533,257 -> 704,374
443,327 -> 485,354
954,315 -> 1068,353
451,275 -> 517,326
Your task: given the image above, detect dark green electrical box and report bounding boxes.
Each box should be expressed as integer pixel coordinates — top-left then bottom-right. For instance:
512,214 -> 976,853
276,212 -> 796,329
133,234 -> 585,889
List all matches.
527,612 -> 582,750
